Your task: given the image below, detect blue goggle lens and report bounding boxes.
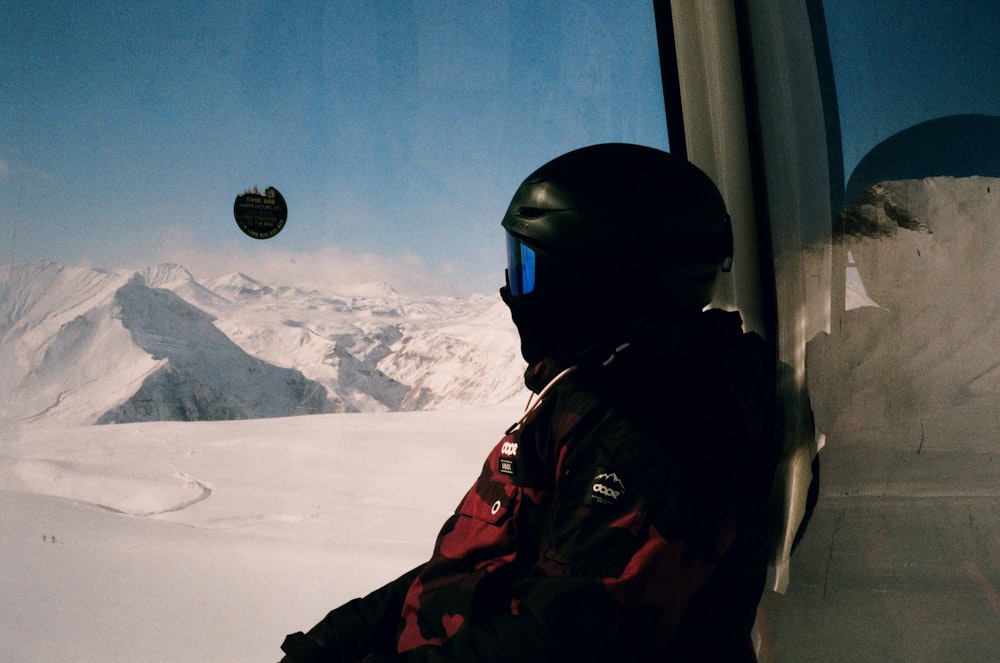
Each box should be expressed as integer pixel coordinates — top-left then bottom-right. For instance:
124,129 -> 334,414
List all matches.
506,234 -> 537,297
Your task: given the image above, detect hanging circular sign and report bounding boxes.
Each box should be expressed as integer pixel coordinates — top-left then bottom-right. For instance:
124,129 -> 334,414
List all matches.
233,186 -> 287,239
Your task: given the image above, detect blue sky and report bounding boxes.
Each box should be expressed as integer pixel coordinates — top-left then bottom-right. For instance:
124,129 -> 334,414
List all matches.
1,1 -> 667,295
822,0 -> 1000,181
4,1 -> 998,296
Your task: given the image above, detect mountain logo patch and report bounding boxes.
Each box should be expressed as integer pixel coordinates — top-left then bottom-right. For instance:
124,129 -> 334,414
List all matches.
589,471 -> 626,506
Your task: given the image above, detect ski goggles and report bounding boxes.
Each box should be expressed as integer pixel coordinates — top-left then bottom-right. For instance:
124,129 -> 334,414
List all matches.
505,233 -> 538,297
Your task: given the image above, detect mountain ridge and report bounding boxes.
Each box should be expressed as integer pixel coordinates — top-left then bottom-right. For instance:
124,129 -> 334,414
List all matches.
0,262 -> 523,427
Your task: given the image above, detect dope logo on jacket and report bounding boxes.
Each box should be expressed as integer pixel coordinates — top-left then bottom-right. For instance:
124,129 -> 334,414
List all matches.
499,434 -> 518,476
589,471 -> 626,506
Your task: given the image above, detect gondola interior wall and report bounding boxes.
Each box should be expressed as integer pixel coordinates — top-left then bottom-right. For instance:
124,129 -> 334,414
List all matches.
663,0 -> 1000,660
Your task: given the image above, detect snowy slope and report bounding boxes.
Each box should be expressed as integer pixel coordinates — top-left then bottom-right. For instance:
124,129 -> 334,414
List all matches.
0,264 -> 330,426
97,274 -> 331,423
0,406 -> 522,663
0,262 -> 523,427
0,263 -> 161,426
200,272 -> 523,412
379,299 -> 527,409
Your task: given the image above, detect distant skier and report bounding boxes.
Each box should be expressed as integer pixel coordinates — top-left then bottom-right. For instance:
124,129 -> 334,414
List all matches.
280,144 -> 777,662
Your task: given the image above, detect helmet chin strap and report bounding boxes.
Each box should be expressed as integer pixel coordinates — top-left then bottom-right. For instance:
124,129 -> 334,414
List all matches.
600,342 -> 632,367
505,364 -> 579,435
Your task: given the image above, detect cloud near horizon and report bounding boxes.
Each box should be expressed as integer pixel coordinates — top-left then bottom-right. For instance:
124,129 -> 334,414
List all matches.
150,244 -> 492,298
0,221 -> 498,298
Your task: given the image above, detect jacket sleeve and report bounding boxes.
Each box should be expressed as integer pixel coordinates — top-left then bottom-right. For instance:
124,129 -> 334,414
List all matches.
281,565 -> 424,663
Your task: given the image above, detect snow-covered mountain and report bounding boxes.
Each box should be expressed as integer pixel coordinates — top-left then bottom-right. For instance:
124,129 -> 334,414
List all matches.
0,262 -> 523,427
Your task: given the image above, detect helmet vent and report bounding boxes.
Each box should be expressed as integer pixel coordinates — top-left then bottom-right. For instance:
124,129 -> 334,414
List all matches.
517,207 -> 550,219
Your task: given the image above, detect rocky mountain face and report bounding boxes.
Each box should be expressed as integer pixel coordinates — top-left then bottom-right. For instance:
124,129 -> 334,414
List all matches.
0,262 -> 523,427
96,275 -> 332,423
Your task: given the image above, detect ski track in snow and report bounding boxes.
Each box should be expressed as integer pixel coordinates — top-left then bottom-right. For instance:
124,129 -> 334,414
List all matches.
0,457 -> 216,519
159,471 -> 214,514
127,470 -> 214,517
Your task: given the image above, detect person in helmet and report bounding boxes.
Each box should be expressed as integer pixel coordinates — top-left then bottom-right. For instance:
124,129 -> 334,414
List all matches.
280,144 -> 776,662
500,142 -> 735,369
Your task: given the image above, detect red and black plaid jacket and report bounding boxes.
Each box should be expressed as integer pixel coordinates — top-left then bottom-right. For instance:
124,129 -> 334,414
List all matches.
282,310 -> 776,662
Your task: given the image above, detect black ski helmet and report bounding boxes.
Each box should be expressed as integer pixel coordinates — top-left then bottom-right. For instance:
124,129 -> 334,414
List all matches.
500,143 -> 733,363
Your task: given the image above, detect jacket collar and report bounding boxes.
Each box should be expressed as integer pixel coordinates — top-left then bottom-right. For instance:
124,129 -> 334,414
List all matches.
522,309 -> 747,394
